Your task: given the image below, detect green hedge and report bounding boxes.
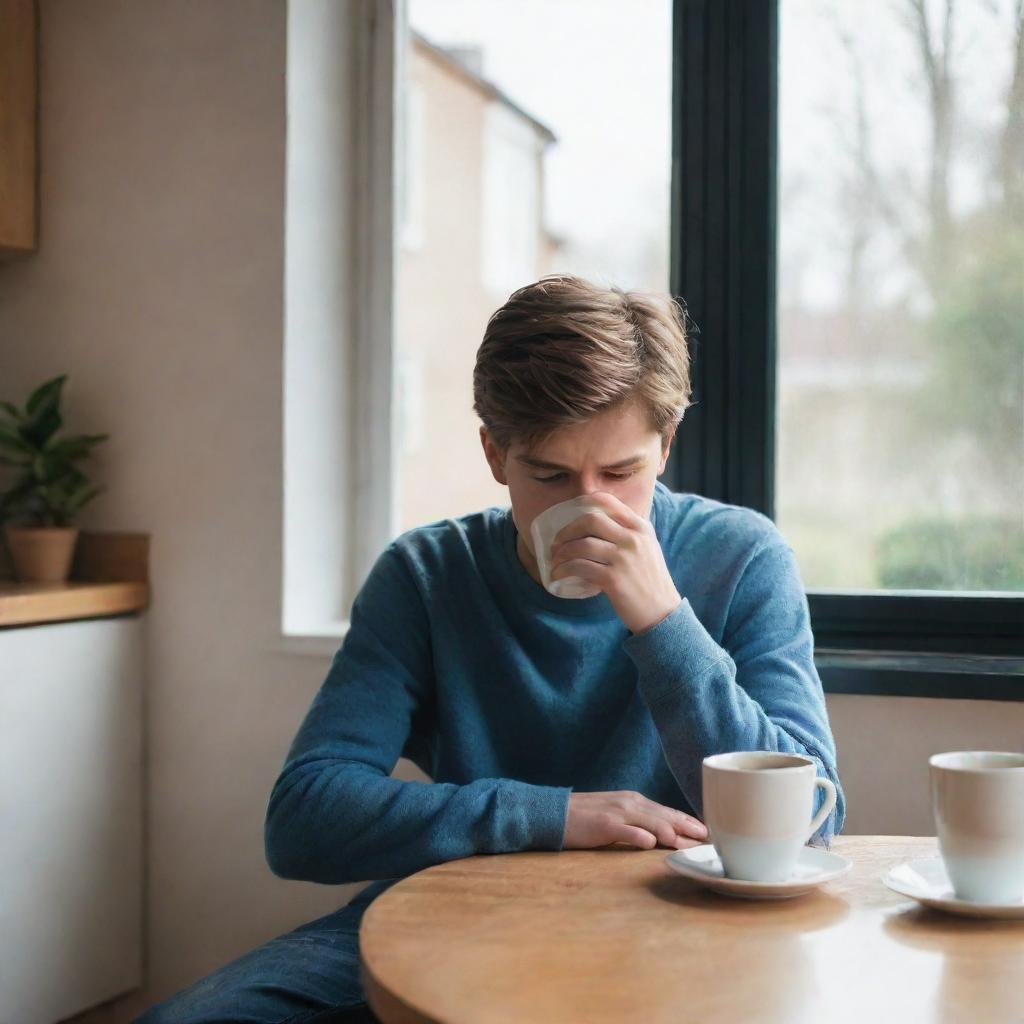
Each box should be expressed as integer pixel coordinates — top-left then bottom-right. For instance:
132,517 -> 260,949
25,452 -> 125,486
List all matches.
876,517 -> 1024,591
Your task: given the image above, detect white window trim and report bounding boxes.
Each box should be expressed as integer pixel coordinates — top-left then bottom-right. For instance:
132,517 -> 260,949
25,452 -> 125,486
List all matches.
400,80 -> 426,252
280,0 -> 402,651
350,0 -> 402,597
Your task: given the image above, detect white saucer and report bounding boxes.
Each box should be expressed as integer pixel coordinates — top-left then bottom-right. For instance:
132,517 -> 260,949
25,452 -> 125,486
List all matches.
883,858 -> 1024,919
664,843 -> 853,899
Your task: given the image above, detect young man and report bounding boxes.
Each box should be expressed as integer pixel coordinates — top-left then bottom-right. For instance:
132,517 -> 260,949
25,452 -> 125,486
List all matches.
137,275 -> 844,1023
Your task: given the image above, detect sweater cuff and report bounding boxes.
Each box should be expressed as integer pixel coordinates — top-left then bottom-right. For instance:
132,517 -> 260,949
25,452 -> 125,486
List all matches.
622,597 -> 730,706
502,780 -> 572,852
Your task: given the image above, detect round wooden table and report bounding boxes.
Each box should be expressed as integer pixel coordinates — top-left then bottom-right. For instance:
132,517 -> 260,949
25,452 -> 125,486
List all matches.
359,836 -> 1024,1023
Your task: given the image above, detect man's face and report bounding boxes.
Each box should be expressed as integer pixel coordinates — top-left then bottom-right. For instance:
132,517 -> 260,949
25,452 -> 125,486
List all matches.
480,398 -> 674,561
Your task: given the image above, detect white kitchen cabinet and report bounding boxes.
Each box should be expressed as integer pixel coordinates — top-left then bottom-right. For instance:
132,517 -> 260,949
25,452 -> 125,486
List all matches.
0,615 -> 143,1024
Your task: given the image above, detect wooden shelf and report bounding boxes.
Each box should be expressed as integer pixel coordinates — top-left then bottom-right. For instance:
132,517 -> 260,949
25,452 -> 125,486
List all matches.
0,580 -> 149,627
0,531 -> 150,627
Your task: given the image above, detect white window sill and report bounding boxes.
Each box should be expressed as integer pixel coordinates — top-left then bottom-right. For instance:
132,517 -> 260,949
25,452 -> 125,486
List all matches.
276,622 -> 351,658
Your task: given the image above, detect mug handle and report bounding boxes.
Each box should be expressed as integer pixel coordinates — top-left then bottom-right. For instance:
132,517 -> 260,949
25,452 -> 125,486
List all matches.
803,777 -> 838,843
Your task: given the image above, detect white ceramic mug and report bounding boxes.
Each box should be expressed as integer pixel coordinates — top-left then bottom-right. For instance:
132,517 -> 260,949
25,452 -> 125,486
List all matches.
929,751 -> 1024,904
702,751 -> 838,882
528,496 -> 607,599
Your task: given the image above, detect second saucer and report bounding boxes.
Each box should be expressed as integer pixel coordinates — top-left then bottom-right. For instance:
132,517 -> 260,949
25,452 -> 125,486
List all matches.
883,858 -> 1024,920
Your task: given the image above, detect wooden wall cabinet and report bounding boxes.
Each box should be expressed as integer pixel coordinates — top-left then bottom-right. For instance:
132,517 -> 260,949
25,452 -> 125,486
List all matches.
0,0 -> 38,255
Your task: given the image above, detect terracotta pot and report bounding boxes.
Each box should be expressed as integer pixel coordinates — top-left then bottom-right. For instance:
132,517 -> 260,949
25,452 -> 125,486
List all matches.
3,525 -> 80,583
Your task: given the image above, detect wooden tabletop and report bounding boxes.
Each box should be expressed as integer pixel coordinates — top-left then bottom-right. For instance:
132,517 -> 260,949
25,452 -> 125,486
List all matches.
359,836 -> 1024,1024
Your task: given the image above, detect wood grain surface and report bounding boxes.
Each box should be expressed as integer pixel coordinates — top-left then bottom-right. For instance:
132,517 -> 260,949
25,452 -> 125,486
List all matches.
0,580 -> 149,627
0,0 -> 37,254
360,835 -> 1024,1024
0,531 -> 150,626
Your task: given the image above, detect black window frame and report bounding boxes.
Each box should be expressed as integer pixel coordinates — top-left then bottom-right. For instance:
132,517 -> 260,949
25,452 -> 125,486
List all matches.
665,0 -> 1023,699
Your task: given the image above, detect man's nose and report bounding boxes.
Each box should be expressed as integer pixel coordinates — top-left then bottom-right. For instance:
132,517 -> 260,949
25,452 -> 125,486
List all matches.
577,475 -> 603,497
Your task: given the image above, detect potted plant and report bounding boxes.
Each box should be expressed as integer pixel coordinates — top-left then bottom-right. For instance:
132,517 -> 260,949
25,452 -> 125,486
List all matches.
0,375 -> 108,583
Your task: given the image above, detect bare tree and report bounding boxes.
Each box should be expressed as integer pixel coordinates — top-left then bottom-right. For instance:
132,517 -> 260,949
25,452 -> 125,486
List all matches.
999,0 -> 1024,216
900,0 -> 957,291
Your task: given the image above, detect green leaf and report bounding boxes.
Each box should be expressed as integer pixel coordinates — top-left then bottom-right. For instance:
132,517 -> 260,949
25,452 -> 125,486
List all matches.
2,376 -> 106,525
0,423 -> 33,454
66,482 -> 103,517
21,376 -> 67,449
43,469 -> 82,502
0,475 -> 39,517
25,375 -> 66,416
42,433 -> 109,461
21,403 -> 62,449
41,482 -> 64,513
33,453 -> 77,484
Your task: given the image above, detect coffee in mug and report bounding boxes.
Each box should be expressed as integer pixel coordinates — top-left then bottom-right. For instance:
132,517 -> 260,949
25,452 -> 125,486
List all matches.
702,751 -> 837,882
929,751 -> 1024,904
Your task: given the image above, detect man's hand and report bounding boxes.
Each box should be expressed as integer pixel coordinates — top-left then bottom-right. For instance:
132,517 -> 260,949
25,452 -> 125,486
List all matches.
563,790 -> 708,850
548,491 -> 682,634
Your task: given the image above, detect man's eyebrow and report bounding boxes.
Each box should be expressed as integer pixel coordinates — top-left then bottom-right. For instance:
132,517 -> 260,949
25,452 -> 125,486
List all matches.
515,454 -> 648,471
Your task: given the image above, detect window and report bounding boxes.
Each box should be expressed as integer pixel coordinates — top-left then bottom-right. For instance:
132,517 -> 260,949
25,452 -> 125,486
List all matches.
776,0 -> 1024,595
284,0 -> 1021,675
394,0 -> 673,533
481,101 -> 541,297
668,0 -> 1022,672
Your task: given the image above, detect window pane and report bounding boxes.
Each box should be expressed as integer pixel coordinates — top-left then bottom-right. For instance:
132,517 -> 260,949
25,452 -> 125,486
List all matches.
777,0 -> 1024,593
396,0 -> 672,533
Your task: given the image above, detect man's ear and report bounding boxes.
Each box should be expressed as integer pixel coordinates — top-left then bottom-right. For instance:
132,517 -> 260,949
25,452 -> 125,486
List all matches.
480,427 -> 509,485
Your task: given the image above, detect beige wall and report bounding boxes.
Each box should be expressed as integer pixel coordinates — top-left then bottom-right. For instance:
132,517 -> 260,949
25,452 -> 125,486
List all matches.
0,2 -> 1020,1019
829,693 -> 1024,836
0,0 -> 362,1008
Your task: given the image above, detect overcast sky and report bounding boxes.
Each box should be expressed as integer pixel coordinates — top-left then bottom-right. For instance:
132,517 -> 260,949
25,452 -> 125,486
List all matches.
409,0 -> 673,291
407,0 -> 1016,311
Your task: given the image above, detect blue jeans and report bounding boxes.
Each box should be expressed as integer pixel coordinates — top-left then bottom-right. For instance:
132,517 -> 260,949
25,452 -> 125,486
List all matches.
133,881 -> 395,1024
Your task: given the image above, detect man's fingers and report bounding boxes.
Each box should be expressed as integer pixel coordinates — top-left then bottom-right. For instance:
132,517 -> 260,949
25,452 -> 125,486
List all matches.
615,825 -> 658,850
651,818 -> 681,848
654,812 -> 705,846
570,491 -> 649,530
550,535 -> 616,568
591,794 -> 708,851
550,558 -> 610,586
634,795 -> 708,842
630,807 -> 697,849
553,511 -> 630,548
677,813 -> 709,840
674,836 -> 705,850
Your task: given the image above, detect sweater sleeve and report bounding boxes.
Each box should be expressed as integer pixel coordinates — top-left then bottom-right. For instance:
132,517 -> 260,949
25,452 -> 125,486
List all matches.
264,543 -> 571,885
622,538 -> 845,847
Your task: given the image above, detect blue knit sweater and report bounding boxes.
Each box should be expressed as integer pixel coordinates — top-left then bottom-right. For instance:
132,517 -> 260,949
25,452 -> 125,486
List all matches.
264,481 -> 844,887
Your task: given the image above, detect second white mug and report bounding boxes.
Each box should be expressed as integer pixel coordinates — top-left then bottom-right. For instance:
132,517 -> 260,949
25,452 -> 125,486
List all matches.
930,750 -> 1024,904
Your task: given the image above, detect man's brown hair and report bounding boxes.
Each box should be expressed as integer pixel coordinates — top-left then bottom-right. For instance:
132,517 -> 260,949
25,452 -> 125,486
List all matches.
473,274 -> 693,450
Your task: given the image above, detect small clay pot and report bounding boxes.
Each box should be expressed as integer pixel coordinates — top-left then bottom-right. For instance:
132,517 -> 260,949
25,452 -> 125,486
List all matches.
3,525 -> 80,583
